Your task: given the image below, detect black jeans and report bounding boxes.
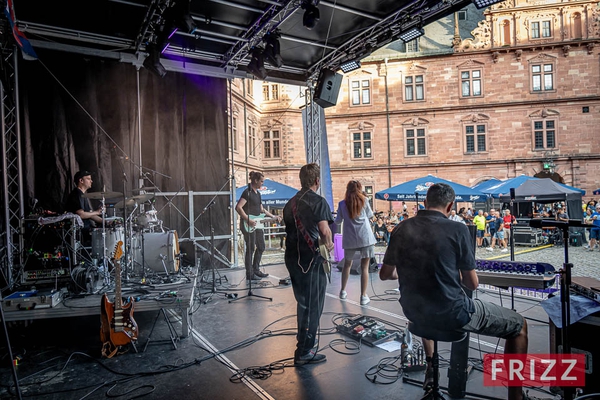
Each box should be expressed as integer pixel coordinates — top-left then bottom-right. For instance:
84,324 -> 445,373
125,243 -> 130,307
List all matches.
242,229 -> 265,276
285,258 -> 327,357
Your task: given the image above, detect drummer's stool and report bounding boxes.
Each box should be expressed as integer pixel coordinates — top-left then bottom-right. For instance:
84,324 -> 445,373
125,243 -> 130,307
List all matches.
407,321 -> 467,400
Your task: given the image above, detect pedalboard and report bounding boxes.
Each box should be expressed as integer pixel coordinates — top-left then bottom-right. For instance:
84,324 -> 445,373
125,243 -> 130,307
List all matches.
336,314 -> 399,347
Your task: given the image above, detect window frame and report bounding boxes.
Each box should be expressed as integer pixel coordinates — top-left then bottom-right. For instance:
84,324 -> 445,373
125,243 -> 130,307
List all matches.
404,127 -> 427,157
248,124 -> 257,158
530,60 -> 556,93
403,74 -> 425,103
262,83 -> 279,102
459,68 -> 483,99
532,119 -> 557,151
530,20 -> 553,40
350,78 -> 372,107
351,131 -> 373,160
463,123 -> 488,154
263,129 -> 281,159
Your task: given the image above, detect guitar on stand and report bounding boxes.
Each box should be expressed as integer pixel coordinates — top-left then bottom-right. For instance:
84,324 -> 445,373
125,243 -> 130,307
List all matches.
243,214 -> 276,233
100,241 -> 138,358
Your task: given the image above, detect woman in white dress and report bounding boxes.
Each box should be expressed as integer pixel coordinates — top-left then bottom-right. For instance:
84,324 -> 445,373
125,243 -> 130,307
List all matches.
334,180 -> 376,305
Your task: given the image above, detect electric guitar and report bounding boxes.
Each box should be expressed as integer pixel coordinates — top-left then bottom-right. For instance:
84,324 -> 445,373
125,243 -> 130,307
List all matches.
100,241 -> 138,358
243,214 -> 276,233
318,239 -> 332,283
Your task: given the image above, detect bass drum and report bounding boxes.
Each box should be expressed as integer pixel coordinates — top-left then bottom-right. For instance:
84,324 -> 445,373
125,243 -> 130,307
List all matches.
135,231 -> 180,273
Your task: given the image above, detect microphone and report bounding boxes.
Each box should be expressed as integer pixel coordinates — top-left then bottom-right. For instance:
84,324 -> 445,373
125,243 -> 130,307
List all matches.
529,219 -> 588,229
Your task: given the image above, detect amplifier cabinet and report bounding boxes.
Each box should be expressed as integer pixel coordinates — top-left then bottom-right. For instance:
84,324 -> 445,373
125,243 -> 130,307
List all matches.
513,230 -> 542,246
549,313 -> 600,395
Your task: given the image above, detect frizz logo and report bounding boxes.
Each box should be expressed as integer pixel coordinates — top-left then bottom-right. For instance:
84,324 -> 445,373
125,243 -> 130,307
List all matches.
483,354 -> 585,387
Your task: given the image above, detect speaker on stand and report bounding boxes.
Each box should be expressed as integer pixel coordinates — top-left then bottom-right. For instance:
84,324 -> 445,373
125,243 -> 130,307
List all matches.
314,69 -> 342,109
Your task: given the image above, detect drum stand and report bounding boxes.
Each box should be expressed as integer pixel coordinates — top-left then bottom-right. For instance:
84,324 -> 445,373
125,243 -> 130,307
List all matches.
202,199 -> 231,304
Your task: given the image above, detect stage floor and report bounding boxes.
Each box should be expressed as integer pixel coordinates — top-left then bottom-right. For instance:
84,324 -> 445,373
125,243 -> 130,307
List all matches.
0,257 -> 577,400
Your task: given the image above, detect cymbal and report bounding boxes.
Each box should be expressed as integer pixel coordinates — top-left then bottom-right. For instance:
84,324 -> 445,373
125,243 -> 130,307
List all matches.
131,193 -> 154,202
113,198 -> 136,208
83,191 -> 122,199
132,186 -> 158,193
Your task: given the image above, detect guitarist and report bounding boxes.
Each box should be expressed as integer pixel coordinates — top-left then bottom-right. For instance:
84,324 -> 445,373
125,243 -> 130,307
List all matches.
282,163 -> 334,366
235,171 -> 281,280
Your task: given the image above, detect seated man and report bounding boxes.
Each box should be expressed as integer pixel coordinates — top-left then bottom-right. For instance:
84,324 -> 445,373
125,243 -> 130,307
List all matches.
379,183 -> 528,400
65,170 -> 103,244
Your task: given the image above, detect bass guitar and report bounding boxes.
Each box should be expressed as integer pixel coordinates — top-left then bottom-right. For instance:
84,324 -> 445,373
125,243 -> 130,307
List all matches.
243,214 -> 276,233
100,241 -> 138,358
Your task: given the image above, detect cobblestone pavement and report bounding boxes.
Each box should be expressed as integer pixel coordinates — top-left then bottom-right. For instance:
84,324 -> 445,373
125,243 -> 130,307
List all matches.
262,243 -> 599,280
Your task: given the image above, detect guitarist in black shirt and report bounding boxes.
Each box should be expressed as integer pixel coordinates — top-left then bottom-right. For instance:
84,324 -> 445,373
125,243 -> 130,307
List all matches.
235,171 -> 281,280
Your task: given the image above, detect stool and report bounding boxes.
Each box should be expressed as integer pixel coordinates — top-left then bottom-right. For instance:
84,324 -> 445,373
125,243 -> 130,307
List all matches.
407,321 -> 467,400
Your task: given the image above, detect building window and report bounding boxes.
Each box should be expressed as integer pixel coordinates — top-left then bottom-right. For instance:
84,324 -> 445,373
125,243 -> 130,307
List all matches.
406,39 -> 419,53
351,79 -> 371,105
248,125 -> 257,157
572,13 -> 582,39
531,63 -> 554,92
404,75 -> 424,102
352,131 -> 372,159
262,83 -> 279,101
533,120 -> 556,149
246,79 -> 253,97
502,20 -> 511,46
405,128 -> 426,156
465,124 -> 487,153
263,130 -> 281,159
531,21 -> 552,39
364,185 -> 374,209
461,69 -> 482,97
231,116 -> 238,151
458,11 -> 467,21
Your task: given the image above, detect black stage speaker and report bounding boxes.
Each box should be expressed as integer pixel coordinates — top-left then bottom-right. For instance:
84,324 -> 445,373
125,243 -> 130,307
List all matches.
549,312 -> 600,395
314,69 -> 342,108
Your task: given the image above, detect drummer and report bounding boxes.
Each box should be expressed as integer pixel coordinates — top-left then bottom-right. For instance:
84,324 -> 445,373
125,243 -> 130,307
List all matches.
65,170 -> 103,243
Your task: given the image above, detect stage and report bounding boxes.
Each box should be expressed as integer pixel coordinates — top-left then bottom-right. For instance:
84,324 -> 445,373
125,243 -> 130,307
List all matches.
4,247 -> 593,400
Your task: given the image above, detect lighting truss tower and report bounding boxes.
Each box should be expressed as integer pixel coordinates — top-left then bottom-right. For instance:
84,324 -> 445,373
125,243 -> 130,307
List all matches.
1,47 -> 24,286
304,86 -> 322,171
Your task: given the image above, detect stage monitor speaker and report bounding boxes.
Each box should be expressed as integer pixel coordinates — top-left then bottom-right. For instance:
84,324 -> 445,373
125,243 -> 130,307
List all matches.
314,69 -> 342,108
549,312 -> 600,395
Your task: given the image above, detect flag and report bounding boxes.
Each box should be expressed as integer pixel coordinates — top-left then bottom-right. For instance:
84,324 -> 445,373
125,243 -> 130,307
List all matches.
4,0 -> 38,60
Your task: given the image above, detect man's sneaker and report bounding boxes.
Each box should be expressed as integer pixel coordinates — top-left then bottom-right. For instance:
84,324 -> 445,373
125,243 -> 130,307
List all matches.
486,247 -> 494,252
246,274 -> 263,281
254,270 -> 269,278
500,248 -> 509,252
294,350 -> 327,366
360,295 -> 370,305
339,290 -> 347,299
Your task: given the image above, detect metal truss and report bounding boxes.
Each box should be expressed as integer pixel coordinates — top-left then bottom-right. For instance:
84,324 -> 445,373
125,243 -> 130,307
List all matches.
304,87 -> 321,166
1,47 -> 24,287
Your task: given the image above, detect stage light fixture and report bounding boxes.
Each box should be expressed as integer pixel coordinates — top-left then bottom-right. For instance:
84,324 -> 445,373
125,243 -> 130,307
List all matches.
263,31 -> 283,68
301,0 -> 320,30
143,44 -> 167,78
399,27 -> 425,42
339,59 -> 361,73
247,48 -> 267,80
472,0 -> 505,9
168,0 -> 197,34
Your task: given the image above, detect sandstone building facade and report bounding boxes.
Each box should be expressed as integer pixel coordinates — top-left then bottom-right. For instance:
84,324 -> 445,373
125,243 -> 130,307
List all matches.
228,0 -> 600,212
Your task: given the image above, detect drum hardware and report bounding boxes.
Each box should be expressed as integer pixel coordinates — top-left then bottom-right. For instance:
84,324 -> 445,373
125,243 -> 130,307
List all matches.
132,186 -> 158,193
131,193 -> 154,203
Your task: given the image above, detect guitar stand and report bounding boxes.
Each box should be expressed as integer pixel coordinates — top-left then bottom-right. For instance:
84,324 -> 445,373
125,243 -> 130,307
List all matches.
143,308 -> 179,351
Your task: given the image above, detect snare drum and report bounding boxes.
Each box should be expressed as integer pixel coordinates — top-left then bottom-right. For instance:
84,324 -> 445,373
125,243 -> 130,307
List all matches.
91,227 -> 124,259
135,231 -> 180,273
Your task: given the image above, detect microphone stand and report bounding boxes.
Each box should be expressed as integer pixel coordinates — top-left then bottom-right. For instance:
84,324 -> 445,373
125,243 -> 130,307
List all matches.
202,199 -> 230,304
556,224 -> 574,400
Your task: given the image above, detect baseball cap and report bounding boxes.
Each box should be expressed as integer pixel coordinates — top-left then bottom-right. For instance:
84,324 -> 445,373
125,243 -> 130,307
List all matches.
74,170 -> 92,184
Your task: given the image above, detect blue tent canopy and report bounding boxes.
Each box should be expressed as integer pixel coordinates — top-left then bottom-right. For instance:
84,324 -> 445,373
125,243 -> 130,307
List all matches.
482,175 -> 585,198
471,178 -> 501,192
235,179 -> 297,207
375,175 -> 488,203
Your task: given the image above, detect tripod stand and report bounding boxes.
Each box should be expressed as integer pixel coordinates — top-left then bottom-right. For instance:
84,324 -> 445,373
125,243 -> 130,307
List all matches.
230,228 -> 272,303
203,199 -> 230,304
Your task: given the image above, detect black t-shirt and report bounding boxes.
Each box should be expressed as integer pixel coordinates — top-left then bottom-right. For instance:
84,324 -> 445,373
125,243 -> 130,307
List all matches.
283,188 -> 333,268
65,188 -> 95,230
239,186 -> 263,231
382,209 -> 476,330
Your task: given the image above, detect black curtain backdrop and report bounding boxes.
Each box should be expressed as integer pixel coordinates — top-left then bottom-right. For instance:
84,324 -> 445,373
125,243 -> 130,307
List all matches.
19,51 -> 231,262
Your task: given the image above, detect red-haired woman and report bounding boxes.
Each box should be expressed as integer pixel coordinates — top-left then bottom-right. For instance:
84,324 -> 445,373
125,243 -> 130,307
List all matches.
334,180 -> 376,305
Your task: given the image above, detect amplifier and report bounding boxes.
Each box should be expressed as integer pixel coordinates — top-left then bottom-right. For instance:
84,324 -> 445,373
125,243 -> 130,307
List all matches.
2,289 -> 63,311
570,277 -> 600,304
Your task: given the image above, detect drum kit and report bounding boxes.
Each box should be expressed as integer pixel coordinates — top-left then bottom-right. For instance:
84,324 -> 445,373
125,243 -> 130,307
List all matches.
82,187 -> 180,281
